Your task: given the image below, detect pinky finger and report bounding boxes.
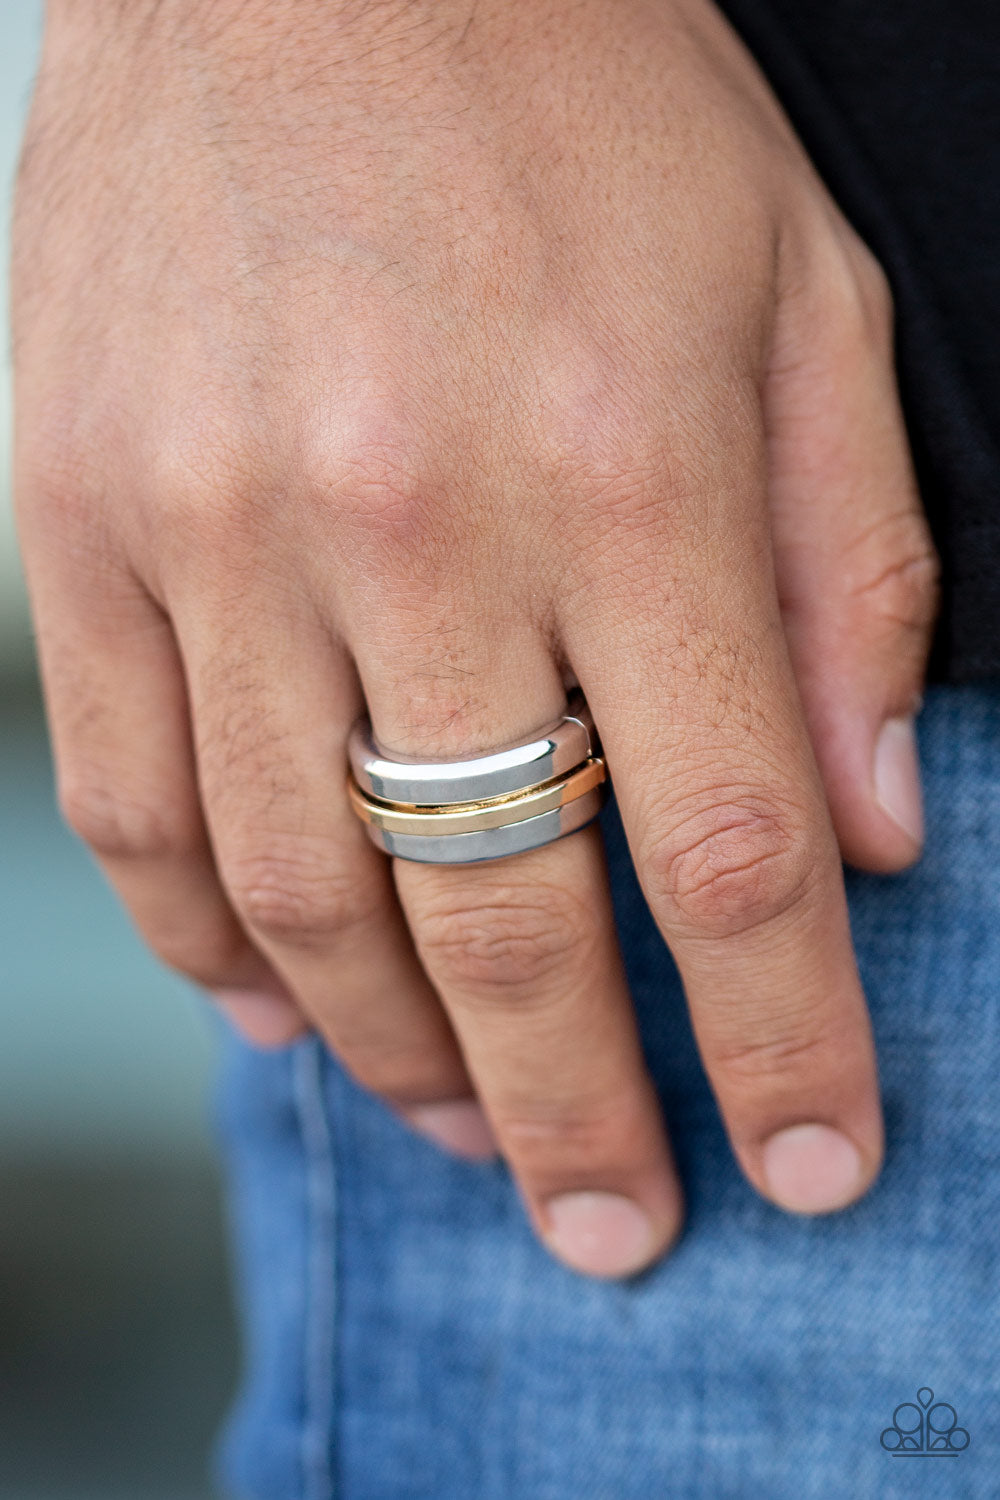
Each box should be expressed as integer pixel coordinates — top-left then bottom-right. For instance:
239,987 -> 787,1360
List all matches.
30,562 -> 303,1048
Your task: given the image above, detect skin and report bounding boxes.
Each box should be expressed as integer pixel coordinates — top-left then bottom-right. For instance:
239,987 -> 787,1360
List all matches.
12,0 -> 939,1277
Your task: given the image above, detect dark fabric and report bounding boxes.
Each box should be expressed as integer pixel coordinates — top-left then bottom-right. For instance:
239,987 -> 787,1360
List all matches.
715,0 -> 1000,682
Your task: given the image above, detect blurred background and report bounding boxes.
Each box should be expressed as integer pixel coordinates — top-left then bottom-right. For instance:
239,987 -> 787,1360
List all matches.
1,9 -> 239,1496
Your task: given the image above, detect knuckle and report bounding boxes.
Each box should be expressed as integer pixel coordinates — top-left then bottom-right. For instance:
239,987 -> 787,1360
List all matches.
819,233 -> 895,348
58,773 -> 185,861
149,920 -> 248,989
316,449 -> 424,535
531,347 -> 700,551
846,517 -> 941,636
225,843 -> 376,950
646,795 -> 816,939
303,438 -> 460,589
708,1019 -> 843,1089
787,228 -> 895,357
148,417 -> 282,572
345,1046 -> 464,1108
299,408 -> 438,551
416,882 -> 591,998
500,1095 -> 653,1175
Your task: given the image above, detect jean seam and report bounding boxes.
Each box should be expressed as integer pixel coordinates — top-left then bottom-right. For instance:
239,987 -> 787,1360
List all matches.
293,1039 -> 338,1500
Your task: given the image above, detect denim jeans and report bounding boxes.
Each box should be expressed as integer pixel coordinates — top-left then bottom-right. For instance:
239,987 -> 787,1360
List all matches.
215,685 -> 1000,1499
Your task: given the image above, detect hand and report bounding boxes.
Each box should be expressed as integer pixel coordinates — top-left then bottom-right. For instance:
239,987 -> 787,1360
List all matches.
13,0 -> 937,1277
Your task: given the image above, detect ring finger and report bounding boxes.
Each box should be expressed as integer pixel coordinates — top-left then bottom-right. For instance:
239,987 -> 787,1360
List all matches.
169,581 -> 493,1156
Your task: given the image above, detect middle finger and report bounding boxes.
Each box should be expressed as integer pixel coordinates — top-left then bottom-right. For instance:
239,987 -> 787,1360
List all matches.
351,614 -> 682,1278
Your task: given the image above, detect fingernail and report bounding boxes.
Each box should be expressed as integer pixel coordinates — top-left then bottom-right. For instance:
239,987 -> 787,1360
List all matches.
761,1123 -> 864,1214
874,715 -> 924,846
405,1100 -> 498,1160
211,987 -> 306,1047
544,1191 -> 655,1278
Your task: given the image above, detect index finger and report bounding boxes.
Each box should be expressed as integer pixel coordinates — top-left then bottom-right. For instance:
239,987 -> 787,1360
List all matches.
563,411 -> 883,1215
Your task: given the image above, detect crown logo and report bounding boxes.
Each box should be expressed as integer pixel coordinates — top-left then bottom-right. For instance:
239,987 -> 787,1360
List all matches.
880,1387 -> 970,1456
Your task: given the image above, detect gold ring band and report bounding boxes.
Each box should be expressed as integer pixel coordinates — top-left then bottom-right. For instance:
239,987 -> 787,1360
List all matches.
347,755 -> 607,837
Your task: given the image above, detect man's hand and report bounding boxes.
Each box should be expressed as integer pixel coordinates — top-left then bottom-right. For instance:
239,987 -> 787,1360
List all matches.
12,0 -> 937,1276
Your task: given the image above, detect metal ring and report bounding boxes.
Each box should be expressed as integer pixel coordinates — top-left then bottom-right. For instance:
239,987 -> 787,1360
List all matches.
348,755 -> 606,837
355,781 -> 608,864
348,690 -> 598,806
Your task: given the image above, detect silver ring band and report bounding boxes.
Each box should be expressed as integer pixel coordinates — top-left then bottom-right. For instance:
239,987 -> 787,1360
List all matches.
348,691 -> 598,805
357,783 -> 606,864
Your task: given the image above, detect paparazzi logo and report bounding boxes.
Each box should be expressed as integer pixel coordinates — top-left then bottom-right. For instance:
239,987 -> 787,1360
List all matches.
880,1387 -> 970,1456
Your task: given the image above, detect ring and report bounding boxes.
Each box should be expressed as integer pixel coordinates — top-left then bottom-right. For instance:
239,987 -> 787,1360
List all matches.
347,691 -> 608,864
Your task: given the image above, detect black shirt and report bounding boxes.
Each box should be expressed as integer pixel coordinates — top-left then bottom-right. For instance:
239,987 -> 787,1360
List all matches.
717,0 -> 1000,681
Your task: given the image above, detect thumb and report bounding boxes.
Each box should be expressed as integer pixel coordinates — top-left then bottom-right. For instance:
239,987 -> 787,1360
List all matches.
766,227 -> 939,873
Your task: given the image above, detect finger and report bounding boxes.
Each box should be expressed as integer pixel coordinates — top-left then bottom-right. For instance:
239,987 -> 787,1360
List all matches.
352,614 -> 681,1278
767,228 -> 939,872
18,547 -> 303,1048
170,578 -> 494,1157
563,387 -> 883,1217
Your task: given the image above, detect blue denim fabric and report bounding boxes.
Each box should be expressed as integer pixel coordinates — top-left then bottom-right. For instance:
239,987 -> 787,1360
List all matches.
215,685 -> 1000,1499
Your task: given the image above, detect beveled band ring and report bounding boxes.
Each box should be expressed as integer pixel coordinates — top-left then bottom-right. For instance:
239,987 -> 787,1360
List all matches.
346,692 -> 608,864
348,691 -> 598,805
